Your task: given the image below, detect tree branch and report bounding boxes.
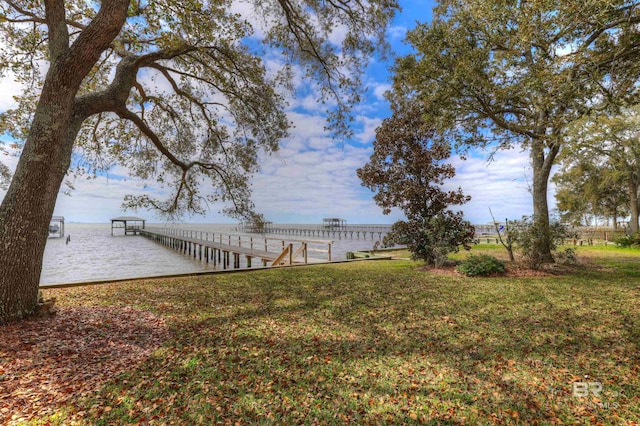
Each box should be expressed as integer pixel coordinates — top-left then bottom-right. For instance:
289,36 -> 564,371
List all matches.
115,107 -> 188,170
61,0 -> 130,86
473,95 -> 540,139
44,0 -> 69,61
4,1 -> 45,23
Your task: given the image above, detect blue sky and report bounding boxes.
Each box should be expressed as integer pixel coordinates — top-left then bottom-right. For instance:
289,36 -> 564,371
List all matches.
0,1 -> 545,225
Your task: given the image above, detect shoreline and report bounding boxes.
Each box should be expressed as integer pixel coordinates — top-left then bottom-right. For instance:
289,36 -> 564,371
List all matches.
39,256 -> 395,289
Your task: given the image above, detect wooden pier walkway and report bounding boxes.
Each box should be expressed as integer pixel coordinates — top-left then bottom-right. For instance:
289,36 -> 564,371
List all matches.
139,227 -> 332,270
236,224 -> 392,241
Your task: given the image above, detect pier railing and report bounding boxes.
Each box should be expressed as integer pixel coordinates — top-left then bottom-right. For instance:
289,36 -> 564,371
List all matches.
235,223 -> 392,241
141,227 -> 333,269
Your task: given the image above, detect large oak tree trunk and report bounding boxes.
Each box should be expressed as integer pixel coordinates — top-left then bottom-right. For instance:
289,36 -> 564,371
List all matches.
530,138 -> 558,264
0,0 -> 129,324
0,98 -> 74,322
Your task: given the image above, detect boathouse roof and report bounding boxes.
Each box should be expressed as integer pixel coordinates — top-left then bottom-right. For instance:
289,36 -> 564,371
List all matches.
111,216 -> 146,222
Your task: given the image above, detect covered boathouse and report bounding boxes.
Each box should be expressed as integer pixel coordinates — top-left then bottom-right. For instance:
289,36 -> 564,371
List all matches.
111,216 -> 146,236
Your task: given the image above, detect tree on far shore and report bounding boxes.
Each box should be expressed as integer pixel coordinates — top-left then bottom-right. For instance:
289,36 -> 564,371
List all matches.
0,0 -> 398,323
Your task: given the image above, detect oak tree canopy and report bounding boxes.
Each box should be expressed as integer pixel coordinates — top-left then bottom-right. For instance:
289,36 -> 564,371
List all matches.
0,0 -> 398,323
390,0 -> 640,262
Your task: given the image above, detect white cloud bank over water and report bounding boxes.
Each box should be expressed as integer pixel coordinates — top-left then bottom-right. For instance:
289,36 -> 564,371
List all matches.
0,114 -> 545,225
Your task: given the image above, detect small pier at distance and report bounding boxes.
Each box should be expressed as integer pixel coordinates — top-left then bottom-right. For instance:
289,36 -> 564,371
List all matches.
139,227 -> 333,270
237,218 -> 392,241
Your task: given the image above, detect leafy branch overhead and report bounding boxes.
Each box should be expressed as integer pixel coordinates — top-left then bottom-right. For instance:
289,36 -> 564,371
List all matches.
0,0 -> 397,219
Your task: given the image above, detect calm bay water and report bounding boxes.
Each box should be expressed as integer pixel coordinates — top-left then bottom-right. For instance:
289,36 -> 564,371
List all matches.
40,223 -> 385,286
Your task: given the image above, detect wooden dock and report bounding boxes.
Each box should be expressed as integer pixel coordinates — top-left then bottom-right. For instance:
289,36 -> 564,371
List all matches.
139,227 -> 333,270
236,224 -> 392,241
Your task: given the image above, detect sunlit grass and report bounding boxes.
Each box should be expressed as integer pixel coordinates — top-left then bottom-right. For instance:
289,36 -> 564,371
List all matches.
35,249 -> 640,424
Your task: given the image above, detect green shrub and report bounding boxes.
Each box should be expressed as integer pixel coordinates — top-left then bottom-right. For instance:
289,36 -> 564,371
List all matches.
382,212 -> 475,267
615,234 -> 640,248
507,216 -> 578,270
555,248 -> 578,265
456,254 -> 506,277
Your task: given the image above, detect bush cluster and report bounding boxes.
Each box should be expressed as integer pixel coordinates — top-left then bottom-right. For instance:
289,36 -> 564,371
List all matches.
456,254 -> 506,277
615,234 -> 640,248
382,212 -> 475,267
507,216 -> 578,269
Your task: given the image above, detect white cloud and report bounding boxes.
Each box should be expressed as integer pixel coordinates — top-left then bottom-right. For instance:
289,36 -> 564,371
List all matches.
444,149 -> 543,224
387,25 -> 408,40
0,72 -> 23,111
249,110 -> 397,224
327,22 -> 349,47
297,94 -> 329,113
354,115 -> 382,144
228,0 -> 269,39
372,83 -> 391,101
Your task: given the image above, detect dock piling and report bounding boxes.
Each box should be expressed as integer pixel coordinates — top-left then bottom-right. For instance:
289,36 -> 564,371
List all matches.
138,227 -> 333,271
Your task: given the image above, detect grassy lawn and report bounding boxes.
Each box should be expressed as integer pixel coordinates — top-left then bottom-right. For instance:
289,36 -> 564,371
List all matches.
9,247 -> 640,424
